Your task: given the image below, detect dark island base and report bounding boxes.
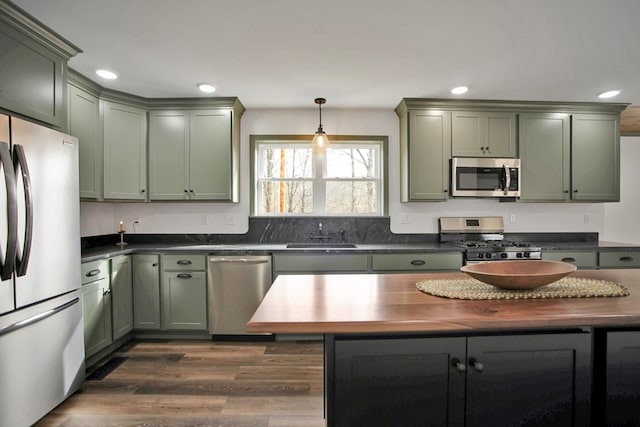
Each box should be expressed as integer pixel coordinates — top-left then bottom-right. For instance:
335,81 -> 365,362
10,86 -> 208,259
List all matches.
323,328 -> 640,427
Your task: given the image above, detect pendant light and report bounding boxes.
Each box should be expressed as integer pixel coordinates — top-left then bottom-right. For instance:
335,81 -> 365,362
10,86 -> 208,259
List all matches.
312,98 -> 329,151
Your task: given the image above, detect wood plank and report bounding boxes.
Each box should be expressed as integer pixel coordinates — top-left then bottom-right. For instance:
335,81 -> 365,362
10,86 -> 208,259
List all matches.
247,270 -> 640,334
621,105 -> 640,135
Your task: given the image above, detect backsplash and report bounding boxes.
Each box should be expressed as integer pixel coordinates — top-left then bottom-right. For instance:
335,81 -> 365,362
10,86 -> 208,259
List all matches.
81,217 -> 597,249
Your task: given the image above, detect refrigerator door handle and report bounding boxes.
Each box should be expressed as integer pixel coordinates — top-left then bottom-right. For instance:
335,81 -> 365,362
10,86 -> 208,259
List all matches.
12,144 -> 33,277
0,297 -> 80,337
0,141 -> 18,281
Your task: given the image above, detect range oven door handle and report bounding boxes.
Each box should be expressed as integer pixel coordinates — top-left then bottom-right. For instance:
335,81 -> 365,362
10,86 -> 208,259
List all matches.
0,141 -> 17,281
12,144 -> 33,277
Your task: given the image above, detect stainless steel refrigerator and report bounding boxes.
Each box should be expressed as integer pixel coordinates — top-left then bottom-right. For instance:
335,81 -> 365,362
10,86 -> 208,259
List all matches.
0,113 -> 84,427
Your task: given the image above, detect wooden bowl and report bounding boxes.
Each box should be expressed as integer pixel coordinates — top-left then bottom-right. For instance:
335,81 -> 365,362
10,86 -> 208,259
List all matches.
460,260 -> 577,290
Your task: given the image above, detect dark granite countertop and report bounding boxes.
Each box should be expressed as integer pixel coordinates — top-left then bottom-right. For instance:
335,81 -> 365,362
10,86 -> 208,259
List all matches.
81,240 -> 640,263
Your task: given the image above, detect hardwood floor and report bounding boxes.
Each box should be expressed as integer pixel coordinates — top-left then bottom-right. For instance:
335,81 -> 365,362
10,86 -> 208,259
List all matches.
35,340 -> 325,427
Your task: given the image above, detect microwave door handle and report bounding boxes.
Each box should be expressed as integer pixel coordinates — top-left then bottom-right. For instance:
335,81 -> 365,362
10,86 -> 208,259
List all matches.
12,144 -> 32,277
503,164 -> 511,195
0,141 -> 17,281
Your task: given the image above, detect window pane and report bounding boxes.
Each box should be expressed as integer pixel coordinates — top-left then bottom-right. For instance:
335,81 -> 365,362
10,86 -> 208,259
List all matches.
260,180 -> 313,214
259,147 -> 312,178
326,181 -> 377,214
326,147 -> 377,178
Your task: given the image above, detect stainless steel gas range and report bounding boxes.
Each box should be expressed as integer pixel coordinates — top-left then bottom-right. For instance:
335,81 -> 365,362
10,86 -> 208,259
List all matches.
439,216 -> 541,264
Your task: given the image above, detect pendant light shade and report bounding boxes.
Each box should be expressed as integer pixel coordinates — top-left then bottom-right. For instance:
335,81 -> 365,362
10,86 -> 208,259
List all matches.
312,98 -> 329,151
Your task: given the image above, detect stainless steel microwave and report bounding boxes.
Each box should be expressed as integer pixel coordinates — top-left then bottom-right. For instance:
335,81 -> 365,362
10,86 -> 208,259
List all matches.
451,157 -> 521,197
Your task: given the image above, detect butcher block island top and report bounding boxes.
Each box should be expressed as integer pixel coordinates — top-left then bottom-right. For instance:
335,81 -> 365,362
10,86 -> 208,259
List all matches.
246,269 -> 640,334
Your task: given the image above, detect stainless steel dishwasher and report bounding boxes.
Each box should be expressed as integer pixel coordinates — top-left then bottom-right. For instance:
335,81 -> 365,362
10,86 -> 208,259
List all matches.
207,255 -> 272,335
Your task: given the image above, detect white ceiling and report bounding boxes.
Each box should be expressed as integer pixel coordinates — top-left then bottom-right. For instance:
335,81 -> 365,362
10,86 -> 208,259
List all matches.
12,0 -> 640,109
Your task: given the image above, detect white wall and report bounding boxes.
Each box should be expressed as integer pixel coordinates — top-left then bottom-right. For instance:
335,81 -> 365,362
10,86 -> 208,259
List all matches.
602,136 -> 640,243
81,109 -> 637,242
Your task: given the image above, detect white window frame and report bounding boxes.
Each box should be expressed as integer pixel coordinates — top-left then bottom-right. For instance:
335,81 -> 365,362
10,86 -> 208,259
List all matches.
251,135 -> 387,217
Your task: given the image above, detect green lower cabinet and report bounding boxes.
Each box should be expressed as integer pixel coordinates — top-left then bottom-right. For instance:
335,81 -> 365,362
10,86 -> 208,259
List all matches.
541,251 -> 597,269
273,254 -> 369,276
599,251 -> 640,268
81,277 -> 112,358
371,252 -> 462,272
161,271 -> 207,330
110,255 -> 133,340
132,254 -> 161,330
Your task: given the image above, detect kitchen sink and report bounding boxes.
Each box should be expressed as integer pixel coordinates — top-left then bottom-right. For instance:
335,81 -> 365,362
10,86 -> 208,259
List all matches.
286,243 -> 358,249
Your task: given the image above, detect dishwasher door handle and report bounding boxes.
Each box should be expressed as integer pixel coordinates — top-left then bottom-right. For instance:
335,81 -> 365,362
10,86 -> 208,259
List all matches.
208,257 -> 270,265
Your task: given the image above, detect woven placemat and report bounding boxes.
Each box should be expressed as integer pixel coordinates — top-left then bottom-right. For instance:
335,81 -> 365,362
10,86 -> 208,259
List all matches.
416,277 -> 629,300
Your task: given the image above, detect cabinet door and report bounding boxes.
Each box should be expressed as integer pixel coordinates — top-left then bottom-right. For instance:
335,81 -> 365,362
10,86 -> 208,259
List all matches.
332,336 -> 466,427
162,271 -> 207,330
82,278 -> 112,358
273,254 -> 369,274
148,110 -> 189,200
103,101 -> 147,200
541,251 -> 597,269
402,110 -> 451,201
571,114 -> 620,201
189,110 -> 233,200
371,252 -> 462,272
451,111 -> 483,156
518,113 -> 570,201
68,84 -> 102,199
132,254 -> 161,330
0,26 -> 66,128
606,331 -> 640,426
110,255 -> 133,340
452,111 -> 516,157
465,333 -> 591,427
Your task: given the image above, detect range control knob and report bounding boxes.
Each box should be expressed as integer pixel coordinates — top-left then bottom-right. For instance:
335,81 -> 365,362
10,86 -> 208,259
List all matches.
524,252 -> 531,258
516,253 -> 523,258
500,252 -> 508,259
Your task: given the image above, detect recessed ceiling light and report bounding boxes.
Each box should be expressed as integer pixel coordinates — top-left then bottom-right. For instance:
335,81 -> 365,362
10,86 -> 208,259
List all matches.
197,83 -> 216,93
95,69 -> 118,80
598,89 -> 621,99
451,86 -> 469,95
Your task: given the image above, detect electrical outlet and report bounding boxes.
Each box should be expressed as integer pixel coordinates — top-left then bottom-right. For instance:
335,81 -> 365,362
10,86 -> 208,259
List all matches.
509,213 -> 516,224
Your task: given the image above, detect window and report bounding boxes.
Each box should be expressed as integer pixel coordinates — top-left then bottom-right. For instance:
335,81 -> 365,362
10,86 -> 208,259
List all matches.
251,135 -> 387,216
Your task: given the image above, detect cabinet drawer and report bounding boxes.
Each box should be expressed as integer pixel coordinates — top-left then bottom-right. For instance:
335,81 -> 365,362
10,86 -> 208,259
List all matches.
274,254 -> 368,273
81,259 -> 109,284
161,254 -> 205,271
372,252 -> 462,271
599,251 -> 640,268
541,251 -> 597,269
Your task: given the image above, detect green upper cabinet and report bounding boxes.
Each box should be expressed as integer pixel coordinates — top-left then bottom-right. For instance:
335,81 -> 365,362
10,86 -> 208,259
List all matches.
68,78 -> 102,199
0,3 -> 80,128
396,105 -> 451,201
518,113 -> 571,201
519,112 -> 621,202
149,108 -> 236,201
571,114 -> 620,202
451,111 -> 517,158
103,100 -> 148,200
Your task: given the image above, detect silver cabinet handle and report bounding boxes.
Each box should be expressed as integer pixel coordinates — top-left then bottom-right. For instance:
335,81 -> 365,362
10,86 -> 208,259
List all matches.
451,357 -> 466,373
177,260 -> 192,265
561,257 -> 576,263
209,257 -> 270,264
410,259 -> 426,266
103,288 -> 112,296
468,357 -> 484,372
177,273 -> 192,279
619,256 -> 634,262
